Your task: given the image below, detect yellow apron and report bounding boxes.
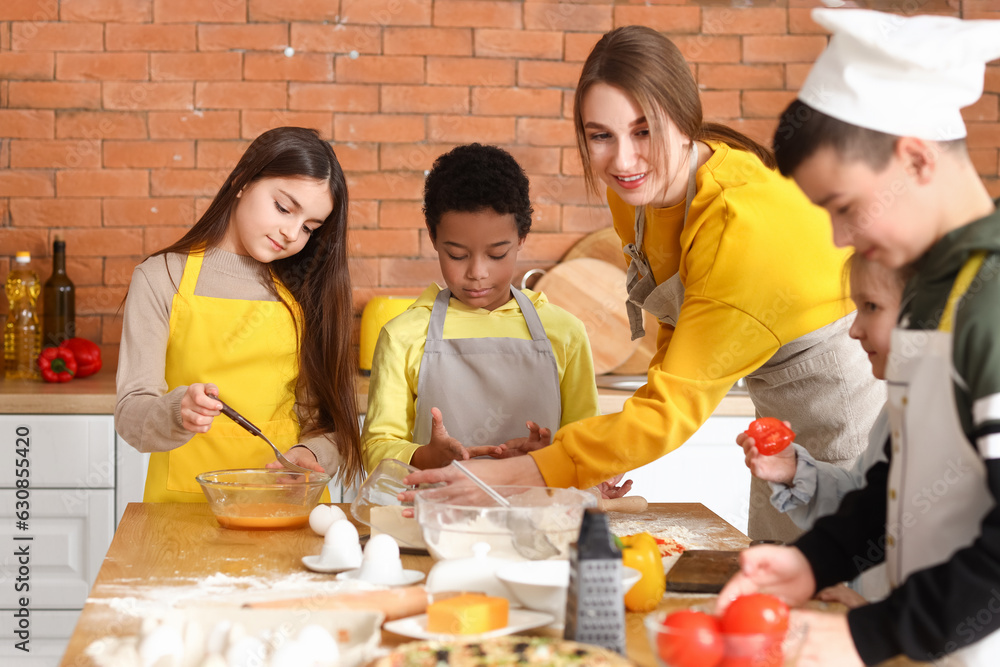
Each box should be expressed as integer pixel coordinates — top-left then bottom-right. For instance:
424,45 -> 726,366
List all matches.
144,251 -> 329,503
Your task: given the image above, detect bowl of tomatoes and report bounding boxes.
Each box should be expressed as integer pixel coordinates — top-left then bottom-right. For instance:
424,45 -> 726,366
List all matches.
644,594 -> 806,667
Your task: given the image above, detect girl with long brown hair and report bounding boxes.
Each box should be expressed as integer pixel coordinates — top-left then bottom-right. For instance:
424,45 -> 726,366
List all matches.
115,127 -> 362,502
407,26 -> 884,544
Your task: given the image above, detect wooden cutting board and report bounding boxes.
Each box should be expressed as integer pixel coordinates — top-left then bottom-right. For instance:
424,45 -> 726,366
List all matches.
664,550 -> 742,594
534,257 -> 641,375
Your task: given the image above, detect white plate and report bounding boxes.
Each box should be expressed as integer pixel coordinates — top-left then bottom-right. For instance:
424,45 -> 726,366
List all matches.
335,568 -> 425,586
301,555 -> 360,574
383,608 -> 555,641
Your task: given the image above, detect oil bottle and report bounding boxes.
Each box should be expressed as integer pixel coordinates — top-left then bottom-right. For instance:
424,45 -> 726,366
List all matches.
5,252 -> 42,380
42,235 -> 75,347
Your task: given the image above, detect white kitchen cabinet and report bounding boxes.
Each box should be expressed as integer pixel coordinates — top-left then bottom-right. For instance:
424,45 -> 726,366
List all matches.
0,610 -> 78,666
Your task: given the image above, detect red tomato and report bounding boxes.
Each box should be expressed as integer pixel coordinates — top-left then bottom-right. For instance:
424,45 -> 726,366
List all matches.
720,593 -> 790,635
744,418 -> 795,456
657,610 -> 724,667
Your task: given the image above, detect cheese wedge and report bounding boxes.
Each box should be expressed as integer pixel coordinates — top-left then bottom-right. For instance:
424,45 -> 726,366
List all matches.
426,593 -> 509,635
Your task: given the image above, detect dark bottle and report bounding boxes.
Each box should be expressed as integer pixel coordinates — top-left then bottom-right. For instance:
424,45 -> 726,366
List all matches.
42,235 -> 75,348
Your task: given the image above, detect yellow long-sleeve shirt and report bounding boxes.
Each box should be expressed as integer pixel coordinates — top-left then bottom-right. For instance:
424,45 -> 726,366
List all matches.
530,141 -> 854,488
361,283 -> 600,473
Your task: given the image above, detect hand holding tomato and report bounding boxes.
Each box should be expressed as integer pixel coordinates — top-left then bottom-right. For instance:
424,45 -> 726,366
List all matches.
743,418 -> 795,456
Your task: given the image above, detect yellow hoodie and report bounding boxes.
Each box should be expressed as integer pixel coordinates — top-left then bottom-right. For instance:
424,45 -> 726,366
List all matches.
530,141 -> 854,488
362,283 -> 600,473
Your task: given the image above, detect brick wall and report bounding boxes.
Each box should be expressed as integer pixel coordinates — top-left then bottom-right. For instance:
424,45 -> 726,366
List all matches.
1,0 -> 998,365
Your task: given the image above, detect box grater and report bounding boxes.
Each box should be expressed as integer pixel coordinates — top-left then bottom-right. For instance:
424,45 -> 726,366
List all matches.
563,508 -> 626,654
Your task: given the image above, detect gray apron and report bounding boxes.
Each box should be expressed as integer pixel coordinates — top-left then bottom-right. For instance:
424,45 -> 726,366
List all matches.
622,144 -> 882,542
884,254 -> 997,666
411,286 -> 562,449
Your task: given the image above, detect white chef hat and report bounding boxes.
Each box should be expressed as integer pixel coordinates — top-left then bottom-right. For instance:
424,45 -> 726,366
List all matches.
798,8 -> 1000,140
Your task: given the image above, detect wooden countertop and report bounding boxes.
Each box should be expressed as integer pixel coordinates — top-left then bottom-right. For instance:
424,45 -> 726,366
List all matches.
0,373 -> 755,417
61,502 -> 749,667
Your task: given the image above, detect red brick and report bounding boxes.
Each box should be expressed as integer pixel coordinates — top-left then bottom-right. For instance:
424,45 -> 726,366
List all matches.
742,90 -> 798,119
335,114 -> 425,143
348,229 -> 419,257
194,198 -> 212,219
348,172 -> 425,201
505,145 -> 561,175
379,142 -> 456,171
726,118 -> 779,149
11,22 -> 103,51
384,27 -> 472,56
1,110 -> 54,138
959,0 -> 999,19
0,171 -> 53,197
564,33 -> 602,63
968,122 -> 1000,148
11,139 -> 101,168
613,6 -> 700,33
290,24 -> 382,55
331,143 -> 379,172
697,64 -> 784,90
561,146 -> 583,176
196,82 -> 286,110
703,7 -> 786,35
151,168 -> 229,197
528,174 -> 590,205
427,56 -> 514,86
428,115 -> 515,144
336,55 -> 424,85
104,256 -> 145,285
78,285 -> 130,313
561,204 -> 612,233
57,169 -> 148,197
672,35 -> 742,64
985,180 -> 1000,199
349,257 -> 380,292
9,81 -> 101,109
517,61 -> 582,89
56,111 -> 147,139
433,1 -> 521,29
106,24 -> 196,51
153,0 -> 246,23
244,53 -> 333,82
785,63 -> 812,90
379,258 -> 441,287
248,0 -> 338,21
0,229 -> 49,258
518,232 -> 582,262
103,82 -> 194,111
701,90 -> 741,119
382,85 -> 469,114
340,0 -> 432,26
288,83 -> 379,112
143,225 -> 191,254
242,110 -> 333,139
529,202 -> 560,233
104,197 -> 196,227
198,23 -> 289,51
149,111 -> 240,139
0,0 -> 58,21
987,66 -> 1000,94
970,149 -> 999,177
74,315 -> 102,341
10,198 -> 102,227
104,140 -> 195,168
0,52 -> 54,80
379,200 -> 425,229
525,3 -> 611,32
347,199 -> 379,229
151,53 -> 242,81
788,8 -> 827,35
472,87 -> 561,117
475,29 -> 563,60
61,0 -> 152,22
195,140 -> 249,169
743,36 -> 827,63
64,257 -> 104,286
516,118 -> 575,147
963,95 -> 998,123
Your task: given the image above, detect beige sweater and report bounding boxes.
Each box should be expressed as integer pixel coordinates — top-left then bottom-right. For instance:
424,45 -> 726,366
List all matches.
114,248 -> 340,474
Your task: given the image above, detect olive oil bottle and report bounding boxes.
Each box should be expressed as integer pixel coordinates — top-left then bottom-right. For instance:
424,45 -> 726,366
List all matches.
42,235 -> 75,347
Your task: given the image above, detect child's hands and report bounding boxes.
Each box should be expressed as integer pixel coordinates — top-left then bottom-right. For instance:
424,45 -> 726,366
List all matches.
180,383 -> 222,433
411,407 -> 503,469
597,473 -> 633,499
265,446 -> 325,474
716,545 -> 817,615
492,421 -> 551,458
737,427 -> 797,485
793,609 -> 864,667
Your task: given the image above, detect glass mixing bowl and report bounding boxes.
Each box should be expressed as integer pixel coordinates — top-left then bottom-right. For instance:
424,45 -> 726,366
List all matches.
196,468 -> 331,530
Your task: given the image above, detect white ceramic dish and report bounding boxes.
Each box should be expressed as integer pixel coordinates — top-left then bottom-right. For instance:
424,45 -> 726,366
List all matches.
335,568 -> 425,586
301,555 -> 357,574
383,608 -> 554,641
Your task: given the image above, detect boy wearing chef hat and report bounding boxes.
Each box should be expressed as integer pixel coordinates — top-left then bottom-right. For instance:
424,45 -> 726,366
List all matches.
719,9 -> 1000,667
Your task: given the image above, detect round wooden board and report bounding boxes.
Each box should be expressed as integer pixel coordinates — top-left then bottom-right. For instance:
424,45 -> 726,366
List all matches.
534,257 -> 641,375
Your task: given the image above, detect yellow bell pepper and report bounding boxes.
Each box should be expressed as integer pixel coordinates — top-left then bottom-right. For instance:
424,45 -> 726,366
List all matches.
619,532 -> 666,612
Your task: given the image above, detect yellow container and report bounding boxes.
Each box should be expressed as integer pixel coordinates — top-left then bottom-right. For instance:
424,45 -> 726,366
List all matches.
359,295 -> 417,372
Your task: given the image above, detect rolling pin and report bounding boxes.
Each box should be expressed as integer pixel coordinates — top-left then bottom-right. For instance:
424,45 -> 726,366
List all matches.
596,495 -> 648,513
243,585 -> 428,621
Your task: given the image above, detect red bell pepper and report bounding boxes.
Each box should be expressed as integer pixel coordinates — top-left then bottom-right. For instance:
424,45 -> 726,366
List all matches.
744,417 -> 795,456
38,346 -> 77,383
61,337 -> 102,377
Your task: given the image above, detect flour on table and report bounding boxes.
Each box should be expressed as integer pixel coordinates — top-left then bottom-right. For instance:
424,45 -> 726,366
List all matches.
609,511 -> 749,575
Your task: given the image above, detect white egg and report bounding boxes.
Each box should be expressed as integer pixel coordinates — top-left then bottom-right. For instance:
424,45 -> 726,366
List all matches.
357,532 -> 405,584
204,620 -> 233,656
297,624 -> 340,665
270,638 -> 312,667
309,505 -> 347,536
363,532 -> 400,562
225,635 -> 267,667
138,623 -> 183,667
323,518 -> 358,546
